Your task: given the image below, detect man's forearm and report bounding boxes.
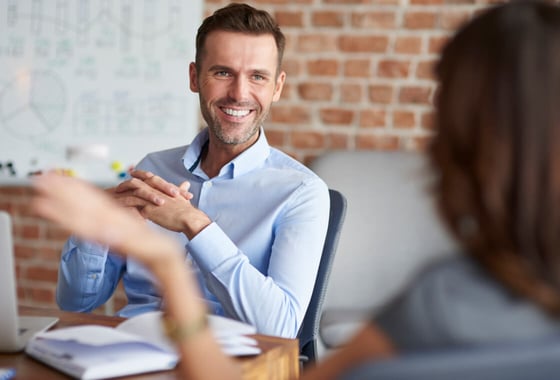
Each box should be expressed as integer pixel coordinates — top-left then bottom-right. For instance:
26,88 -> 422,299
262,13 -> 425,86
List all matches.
56,238 -> 120,312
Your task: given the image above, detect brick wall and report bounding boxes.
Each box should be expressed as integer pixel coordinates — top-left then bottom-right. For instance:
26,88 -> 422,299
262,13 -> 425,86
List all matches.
205,0 -> 502,164
0,186 -> 127,314
1,0 -> 502,313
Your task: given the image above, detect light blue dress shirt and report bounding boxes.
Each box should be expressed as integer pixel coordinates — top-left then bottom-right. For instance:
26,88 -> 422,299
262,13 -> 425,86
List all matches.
56,128 -> 330,338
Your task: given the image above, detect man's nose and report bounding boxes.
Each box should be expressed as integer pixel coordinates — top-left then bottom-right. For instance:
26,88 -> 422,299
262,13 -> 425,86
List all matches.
228,76 -> 249,101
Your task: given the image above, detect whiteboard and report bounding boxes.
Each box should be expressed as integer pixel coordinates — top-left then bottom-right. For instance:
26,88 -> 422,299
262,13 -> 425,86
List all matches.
0,0 -> 202,184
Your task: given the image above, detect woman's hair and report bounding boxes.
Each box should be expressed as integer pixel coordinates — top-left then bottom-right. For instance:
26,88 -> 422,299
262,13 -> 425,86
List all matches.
194,3 -> 286,75
429,0 -> 560,315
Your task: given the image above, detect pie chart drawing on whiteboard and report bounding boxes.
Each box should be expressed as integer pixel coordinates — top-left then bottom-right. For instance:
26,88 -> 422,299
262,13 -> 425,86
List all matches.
0,70 -> 67,140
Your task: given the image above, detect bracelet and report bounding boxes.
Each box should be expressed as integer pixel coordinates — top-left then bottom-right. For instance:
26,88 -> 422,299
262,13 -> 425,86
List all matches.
161,312 -> 208,343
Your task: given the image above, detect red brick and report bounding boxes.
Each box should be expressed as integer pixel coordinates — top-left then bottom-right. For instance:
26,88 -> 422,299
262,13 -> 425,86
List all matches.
17,285 -> 25,300
394,36 -> 423,54
360,110 -> 387,128
312,11 -> 344,27
13,202 -> 38,217
410,135 -> 434,151
393,110 -> 416,129
297,34 -> 338,52
429,35 -> 450,54
416,60 -> 437,80
398,86 -> 433,105
18,223 -> 41,240
14,244 -> 35,259
441,10 -> 472,30
404,11 -> 438,29
29,286 -> 56,304
324,0 -> 373,3
36,246 -> 63,261
339,35 -> 389,53
275,11 -> 304,27
368,85 -> 394,104
377,59 -> 411,78
410,0 -> 444,4
270,106 -> 311,124
356,134 -> 400,150
25,265 -> 59,282
282,58 -> 302,76
284,33 -> 298,53
0,187 -> 30,196
279,82 -> 294,101
351,11 -> 397,29
291,131 -> 326,149
307,59 -> 339,76
0,204 -> 16,214
344,59 -> 372,78
340,84 -> 363,103
328,132 -> 351,149
298,82 -> 334,100
265,129 -> 288,146
320,108 -> 355,125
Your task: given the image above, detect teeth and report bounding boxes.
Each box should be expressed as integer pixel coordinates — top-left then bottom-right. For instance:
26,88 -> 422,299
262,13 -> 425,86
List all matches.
223,108 -> 250,117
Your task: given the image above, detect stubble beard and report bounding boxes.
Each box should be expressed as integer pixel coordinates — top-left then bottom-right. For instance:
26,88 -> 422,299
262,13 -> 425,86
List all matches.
211,118 -> 261,145
202,100 -> 270,146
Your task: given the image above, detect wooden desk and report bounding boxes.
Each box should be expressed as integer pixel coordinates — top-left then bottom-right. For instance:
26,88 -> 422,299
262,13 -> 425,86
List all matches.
0,307 -> 299,380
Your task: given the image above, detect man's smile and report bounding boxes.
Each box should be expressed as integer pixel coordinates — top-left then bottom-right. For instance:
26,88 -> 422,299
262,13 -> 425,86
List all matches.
220,107 -> 252,118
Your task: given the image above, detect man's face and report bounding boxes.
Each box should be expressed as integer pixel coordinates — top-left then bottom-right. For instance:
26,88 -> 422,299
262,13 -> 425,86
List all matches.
189,31 -> 285,149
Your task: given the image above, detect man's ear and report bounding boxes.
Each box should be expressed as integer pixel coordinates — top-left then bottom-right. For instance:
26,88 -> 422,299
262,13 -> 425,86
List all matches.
272,70 -> 286,102
189,62 -> 199,93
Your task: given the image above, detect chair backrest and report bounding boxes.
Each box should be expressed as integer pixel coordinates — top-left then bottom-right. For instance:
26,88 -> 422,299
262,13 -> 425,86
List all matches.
340,335 -> 560,380
309,151 -> 459,352
298,188 -> 347,364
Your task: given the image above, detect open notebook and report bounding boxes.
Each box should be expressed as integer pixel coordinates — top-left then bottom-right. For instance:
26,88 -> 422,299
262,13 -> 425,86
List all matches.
0,211 -> 58,352
26,310 -> 261,379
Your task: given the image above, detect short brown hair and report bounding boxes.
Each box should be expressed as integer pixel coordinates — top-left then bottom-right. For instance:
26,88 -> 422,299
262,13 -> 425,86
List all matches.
195,3 -> 286,76
429,0 -> 560,315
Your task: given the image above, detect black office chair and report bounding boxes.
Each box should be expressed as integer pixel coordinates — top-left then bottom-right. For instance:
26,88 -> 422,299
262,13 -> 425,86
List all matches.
299,188 -> 347,367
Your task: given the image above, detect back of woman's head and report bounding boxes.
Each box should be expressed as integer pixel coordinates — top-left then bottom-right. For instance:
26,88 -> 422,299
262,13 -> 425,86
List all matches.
429,0 -> 560,314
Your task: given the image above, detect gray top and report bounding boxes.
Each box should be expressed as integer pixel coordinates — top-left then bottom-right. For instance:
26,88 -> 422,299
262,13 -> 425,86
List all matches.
373,255 -> 560,352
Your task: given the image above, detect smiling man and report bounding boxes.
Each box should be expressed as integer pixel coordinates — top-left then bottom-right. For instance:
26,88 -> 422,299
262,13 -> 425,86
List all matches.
55,3 -> 330,339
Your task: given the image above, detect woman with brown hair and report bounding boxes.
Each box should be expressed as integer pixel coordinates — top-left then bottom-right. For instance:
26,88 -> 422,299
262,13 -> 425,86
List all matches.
306,1 -> 560,377
31,1 -> 560,378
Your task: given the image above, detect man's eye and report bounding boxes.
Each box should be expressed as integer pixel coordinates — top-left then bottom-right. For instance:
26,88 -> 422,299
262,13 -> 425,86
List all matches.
216,71 -> 230,77
253,74 -> 265,81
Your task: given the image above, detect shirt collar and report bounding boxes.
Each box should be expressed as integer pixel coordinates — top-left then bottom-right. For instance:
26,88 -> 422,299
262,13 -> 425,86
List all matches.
182,127 -> 270,178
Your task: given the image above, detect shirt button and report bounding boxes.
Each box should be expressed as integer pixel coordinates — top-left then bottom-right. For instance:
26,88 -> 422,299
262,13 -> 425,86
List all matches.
203,181 -> 213,189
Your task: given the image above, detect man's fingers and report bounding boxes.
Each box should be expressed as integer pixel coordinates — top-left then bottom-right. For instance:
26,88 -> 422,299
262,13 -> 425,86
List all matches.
129,170 -> 177,198
144,175 -> 179,197
114,178 -> 145,193
114,194 -> 152,208
129,170 -> 155,180
179,181 -> 193,200
113,178 -> 165,205
130,170 -> 180,197
119,191 -> 164,207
